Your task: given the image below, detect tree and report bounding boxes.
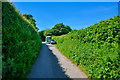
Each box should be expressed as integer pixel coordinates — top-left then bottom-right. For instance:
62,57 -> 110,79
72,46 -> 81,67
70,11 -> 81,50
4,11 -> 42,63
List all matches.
23,14 -> 33,19
44,23 -> 72,36
52,23 -> 65,30
65,25 -> 72,31
23,14 -> 38,31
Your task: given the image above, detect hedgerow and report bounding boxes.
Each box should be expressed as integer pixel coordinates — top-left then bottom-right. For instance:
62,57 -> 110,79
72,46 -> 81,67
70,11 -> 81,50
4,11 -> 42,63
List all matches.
2,2 -> 42,79
53,16 -> 120,79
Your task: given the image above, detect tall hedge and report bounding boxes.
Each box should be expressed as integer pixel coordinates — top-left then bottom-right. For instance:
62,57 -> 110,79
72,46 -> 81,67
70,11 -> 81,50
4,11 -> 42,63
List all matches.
2,2 -> 42,79
53,16 -> 120,79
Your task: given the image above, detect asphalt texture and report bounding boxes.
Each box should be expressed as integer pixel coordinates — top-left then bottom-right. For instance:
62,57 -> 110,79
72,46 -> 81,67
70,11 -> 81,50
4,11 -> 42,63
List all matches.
27,42 -> 88,78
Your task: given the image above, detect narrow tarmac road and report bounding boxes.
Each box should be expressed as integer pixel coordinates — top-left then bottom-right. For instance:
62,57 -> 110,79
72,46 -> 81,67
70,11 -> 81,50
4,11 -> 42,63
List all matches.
27,42 -> 88,78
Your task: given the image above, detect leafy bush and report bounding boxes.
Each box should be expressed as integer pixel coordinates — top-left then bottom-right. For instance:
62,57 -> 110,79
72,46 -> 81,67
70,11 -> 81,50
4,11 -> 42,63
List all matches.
2,2 -> 42,79
53,16 -> 120,79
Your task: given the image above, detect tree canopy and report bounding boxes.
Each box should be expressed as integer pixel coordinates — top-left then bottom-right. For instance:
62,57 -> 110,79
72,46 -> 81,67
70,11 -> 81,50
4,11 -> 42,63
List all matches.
44,23 -> 72,36
23,14 -> 39,31
39,23 -> 72,41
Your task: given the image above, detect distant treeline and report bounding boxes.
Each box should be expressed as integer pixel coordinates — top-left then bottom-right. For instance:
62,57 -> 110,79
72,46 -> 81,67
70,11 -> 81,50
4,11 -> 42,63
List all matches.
39,23 -> 72,41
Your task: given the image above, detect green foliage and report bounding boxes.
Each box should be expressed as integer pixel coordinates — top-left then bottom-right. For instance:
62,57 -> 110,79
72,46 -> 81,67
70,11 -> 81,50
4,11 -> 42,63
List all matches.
39,30 -> 45,41
23,14 -> 33,19
44,23 -> 72,36
53,16 -> 120,79
23,14 -> 38,31
2,2 -> 42,79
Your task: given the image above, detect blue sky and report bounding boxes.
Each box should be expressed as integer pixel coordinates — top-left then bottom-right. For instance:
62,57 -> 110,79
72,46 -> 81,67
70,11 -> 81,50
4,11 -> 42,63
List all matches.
12,2 -> 118,31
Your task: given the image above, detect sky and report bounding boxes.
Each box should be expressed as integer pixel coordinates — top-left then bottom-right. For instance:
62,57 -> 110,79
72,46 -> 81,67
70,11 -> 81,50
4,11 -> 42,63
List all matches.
12,2 -> 118,32
5,0 -> 120,2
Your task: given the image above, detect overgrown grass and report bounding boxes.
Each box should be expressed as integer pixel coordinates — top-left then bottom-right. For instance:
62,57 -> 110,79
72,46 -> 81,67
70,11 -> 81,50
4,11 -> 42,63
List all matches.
53,16 -> 120,79
2,2 -> 42,79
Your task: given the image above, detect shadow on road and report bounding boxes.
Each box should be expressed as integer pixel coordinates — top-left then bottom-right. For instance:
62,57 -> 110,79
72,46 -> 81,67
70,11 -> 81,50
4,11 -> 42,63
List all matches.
28,43 -> 70,79
46,44 -> 69,78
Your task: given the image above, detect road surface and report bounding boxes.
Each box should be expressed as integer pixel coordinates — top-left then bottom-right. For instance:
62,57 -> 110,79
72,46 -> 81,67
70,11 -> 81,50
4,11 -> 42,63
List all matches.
27,42 -> 88,78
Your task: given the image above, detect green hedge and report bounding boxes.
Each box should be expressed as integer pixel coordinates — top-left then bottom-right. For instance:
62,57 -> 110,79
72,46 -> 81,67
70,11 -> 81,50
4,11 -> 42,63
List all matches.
53,16 -> 120,79
2,2 -> 42,79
